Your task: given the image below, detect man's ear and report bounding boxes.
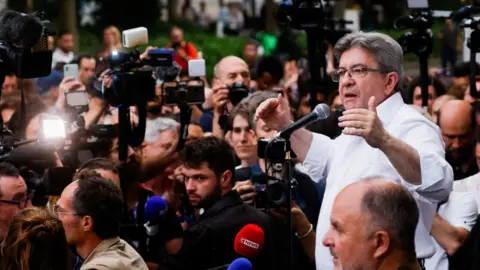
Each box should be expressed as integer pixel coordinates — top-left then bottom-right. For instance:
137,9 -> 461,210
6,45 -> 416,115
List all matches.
220,170 -> 233,188
82,216 -> 94,233
384,72 -> 399,96
372,231 -> 390,259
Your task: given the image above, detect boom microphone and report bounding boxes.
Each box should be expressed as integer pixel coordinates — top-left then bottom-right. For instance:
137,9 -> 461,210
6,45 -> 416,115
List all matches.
234,224 -> 265,258
278,103 -> 330,139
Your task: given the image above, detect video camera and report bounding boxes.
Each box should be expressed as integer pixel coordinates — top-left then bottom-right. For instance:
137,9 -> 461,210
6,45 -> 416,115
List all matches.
162,59 -> 206,107
0,10 -> 55,83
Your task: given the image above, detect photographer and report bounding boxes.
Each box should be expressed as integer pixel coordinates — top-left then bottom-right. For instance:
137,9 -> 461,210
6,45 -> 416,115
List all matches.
256,32 -> 453,269
166,27 -> 198,75
211,56 -> 251,139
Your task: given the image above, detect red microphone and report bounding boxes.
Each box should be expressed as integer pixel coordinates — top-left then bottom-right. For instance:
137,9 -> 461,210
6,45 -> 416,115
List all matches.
234,224 -> 265,258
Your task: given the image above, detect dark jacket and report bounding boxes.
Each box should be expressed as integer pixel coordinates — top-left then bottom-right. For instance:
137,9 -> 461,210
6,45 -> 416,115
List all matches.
159,191 -> 279,270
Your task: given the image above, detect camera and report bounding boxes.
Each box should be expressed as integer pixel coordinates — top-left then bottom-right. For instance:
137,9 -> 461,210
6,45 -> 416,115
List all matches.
162,59 -> 206,106
0,10 -> 55,81
227,82 -> 249,106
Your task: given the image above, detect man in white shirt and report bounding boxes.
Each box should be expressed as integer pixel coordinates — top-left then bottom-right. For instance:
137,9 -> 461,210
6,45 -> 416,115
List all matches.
425,191 -> 477,270
52,31 -> 75,68
256,31 -> 453,269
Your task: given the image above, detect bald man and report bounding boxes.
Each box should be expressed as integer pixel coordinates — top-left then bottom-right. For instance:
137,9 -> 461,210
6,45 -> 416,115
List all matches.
323,178 -> 421,270
211,56 -> 251,138
439,100 -> 478,179
432,95 -> 457,124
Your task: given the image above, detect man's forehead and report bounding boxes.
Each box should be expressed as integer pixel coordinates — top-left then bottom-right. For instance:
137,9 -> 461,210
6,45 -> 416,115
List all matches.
0,176 -> 26,194
222,59 -> 248,72
339,47 -> 376,67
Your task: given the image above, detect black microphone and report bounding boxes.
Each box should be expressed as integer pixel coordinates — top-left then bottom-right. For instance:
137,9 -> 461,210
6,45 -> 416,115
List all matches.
278,103 -> 330,139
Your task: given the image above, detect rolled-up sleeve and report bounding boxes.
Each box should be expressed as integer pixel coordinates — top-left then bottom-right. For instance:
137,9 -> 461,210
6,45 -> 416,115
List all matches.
400,120 -> 453,204
302,133 -> 333,183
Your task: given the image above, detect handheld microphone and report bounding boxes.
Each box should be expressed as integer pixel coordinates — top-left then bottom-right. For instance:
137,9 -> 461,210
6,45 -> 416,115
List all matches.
234,224 -> 265,258
204,258 -> 252,270
278,103 -> 330,139
227,258 -> 252,270
143,196 -> 168,236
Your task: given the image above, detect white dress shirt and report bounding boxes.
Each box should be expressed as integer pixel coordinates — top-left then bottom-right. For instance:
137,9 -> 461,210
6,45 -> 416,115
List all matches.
453,172 -> 480,212
302,92 -> 453,270
424,191 -> 477,270
52,48 -> 74,68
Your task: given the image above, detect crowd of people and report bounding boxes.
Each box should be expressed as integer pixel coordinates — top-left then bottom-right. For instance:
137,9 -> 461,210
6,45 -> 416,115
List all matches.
0,12 -> 480,270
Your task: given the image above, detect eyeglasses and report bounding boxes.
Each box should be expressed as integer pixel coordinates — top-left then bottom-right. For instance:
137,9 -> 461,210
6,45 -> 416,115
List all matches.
0,191 -> 33,209
330,66 -> 385,82
53,204 -> 79,216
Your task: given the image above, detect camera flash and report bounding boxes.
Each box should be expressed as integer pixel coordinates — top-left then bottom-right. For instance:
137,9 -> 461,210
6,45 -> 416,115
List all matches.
42,117 -> 66,139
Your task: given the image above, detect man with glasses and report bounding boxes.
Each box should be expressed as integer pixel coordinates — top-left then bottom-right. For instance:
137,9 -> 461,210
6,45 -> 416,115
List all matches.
0,162 -> 29,242
55,170 -> 148,270
256,32 -> 453,269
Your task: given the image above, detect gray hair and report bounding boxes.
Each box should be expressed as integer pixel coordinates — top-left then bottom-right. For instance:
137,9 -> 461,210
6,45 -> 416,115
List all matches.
240,91 -> 279,124
359,177 -> 419,255
334,32 -> 404,91
145,117 -> 180,143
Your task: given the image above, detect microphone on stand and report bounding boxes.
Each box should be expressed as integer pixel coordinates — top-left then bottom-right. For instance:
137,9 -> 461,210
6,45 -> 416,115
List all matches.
277,103 -> 330,139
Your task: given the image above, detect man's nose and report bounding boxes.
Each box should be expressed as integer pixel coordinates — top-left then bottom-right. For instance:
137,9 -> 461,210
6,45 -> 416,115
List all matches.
451,138 -> 462,149
322,231 -> 334,247
185,180 -> 195,191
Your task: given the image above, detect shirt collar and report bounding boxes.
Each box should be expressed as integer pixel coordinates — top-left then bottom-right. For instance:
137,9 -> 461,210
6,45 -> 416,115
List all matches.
376,92 -> 404,126
83,237 -> 120,261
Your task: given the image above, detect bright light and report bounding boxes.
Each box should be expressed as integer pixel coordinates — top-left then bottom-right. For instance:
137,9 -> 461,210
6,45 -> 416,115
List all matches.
112,50 -> 118,56
42,117 -> 66,140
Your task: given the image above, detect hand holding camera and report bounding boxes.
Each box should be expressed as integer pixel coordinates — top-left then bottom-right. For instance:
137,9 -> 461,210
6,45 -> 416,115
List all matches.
232,179 -> 257,205
211,83 -> 230,113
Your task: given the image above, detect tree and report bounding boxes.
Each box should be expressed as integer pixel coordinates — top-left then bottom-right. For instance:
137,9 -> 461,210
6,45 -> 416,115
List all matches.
58,0 -> 78,50
167,0 -> 178,22
265,0 -> 276,34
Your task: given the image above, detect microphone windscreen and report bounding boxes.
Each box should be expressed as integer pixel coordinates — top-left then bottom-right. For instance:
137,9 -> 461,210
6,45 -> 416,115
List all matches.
144,196 -> 168,223
227,258 -> 252,270
234,224 -> 264,258
313,103 -> 330,119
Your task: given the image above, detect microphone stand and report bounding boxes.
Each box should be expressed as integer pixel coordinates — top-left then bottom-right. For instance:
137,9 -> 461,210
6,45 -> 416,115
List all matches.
265,137 -> 295,270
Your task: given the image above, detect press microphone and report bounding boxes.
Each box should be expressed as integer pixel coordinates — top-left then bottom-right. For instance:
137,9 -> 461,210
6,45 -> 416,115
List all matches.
227,258 -> 252,270
277,103 -> 330,139
234,224 -> 265,258
143,196 -> 168,236
204,258 -> 252,270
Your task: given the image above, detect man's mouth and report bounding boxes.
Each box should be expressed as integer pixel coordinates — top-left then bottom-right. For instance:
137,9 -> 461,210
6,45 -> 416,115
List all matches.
344,93 -> 357,98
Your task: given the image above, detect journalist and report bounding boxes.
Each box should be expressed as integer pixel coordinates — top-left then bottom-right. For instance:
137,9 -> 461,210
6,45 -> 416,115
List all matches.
159,136 -> 278,270
211,56 -> 251,138
56,170 -> 148,270
256,31 -> 453,269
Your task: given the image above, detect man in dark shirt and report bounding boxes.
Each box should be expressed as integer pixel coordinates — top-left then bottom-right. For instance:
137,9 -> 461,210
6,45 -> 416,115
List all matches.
439,100 -> 478,180
159,137 -> 278,270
